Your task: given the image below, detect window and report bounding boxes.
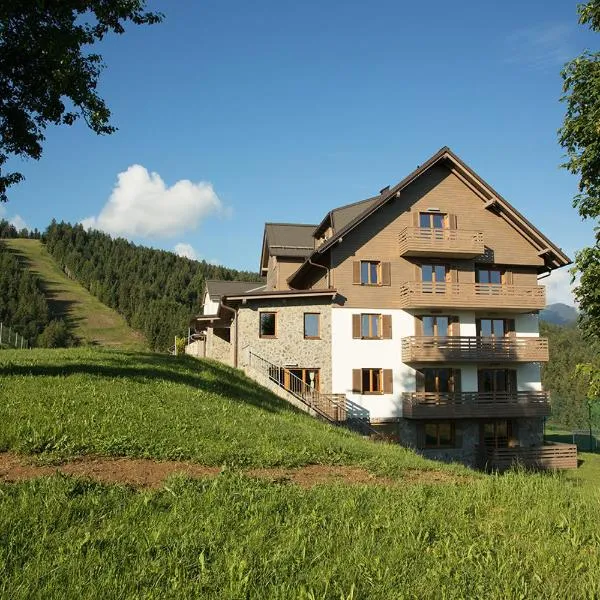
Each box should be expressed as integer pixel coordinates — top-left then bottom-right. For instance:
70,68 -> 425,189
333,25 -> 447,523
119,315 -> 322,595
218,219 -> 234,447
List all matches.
419,212 -> 446,229
482,420 -> 512,448
478,369 -> 517,394
304,313 -> 320,339
287,368 -> 320,392
476,318 -> 514,337
476,268 -> 502,285
419,368 -> 461,393
259,312 -> 276,338
421,315 -> 451,337
361,314 -> 380,338
360,261 -> 380,285
423,423 -> 455,448
352,314 -> 392,339
362,368 -> 383,393
421,264 -> 447,293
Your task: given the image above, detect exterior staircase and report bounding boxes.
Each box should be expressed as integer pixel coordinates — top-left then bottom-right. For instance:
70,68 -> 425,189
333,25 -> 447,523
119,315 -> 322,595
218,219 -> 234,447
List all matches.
244,349 -> 385,439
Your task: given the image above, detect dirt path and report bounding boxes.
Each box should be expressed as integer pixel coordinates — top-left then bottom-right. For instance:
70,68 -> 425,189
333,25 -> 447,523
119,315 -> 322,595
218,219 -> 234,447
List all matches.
0,453 -> 466,489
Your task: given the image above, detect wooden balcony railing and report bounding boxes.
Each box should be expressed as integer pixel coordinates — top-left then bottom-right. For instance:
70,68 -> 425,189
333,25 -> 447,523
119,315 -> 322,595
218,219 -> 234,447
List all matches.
401,336 -> 549,363
398,282 -> 546,310
482,442 -> 578,471
402,391 -> 551,419
399,227 -> 485,258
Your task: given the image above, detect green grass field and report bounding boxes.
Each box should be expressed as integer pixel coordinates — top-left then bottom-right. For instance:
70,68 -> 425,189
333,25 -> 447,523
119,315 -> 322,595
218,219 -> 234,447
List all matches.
2,239 -> 145,350
1,348 -> 599,599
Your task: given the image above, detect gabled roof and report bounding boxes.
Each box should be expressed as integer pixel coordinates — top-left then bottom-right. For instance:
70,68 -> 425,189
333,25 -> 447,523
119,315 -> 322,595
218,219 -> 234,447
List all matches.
313,195 -> 380,238
288,146 -> 571,287
204,279 -> 265,300
260,223 -> 317,272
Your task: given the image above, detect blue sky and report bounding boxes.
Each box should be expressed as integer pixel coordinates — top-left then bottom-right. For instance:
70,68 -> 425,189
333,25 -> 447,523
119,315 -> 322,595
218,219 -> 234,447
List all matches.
2,0 -> 597,303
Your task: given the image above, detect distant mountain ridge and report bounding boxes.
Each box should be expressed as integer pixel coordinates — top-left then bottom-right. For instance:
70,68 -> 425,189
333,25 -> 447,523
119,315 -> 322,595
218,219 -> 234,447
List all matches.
540,303 -> 578,326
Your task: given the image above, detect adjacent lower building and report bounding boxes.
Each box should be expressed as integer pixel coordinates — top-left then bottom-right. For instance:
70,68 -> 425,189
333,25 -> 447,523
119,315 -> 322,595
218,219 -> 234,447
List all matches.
191,146 -> 577,470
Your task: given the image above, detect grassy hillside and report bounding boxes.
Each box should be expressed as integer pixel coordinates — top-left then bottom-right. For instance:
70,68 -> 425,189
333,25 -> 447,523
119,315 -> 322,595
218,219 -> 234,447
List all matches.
2,239 -> 145,350
1,349 -> 599,599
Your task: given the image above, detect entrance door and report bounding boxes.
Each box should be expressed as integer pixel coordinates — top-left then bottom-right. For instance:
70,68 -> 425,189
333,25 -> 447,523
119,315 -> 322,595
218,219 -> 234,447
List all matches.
284,368 -> 320,395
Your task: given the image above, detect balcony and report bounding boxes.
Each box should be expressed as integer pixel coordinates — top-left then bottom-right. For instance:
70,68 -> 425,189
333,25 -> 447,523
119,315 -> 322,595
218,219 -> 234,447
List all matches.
402,391 -> 551,419
398,282 -> 546,311
401,336 -> 549,363
399,227 -> 485,258
482,442 -> 578,471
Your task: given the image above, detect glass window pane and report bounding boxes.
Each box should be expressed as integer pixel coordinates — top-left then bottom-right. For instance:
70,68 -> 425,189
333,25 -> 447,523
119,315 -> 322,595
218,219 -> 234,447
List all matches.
438,369 -> 450,392
492,319 -> 505,337
477,270 -> 490,284
362,369 -> 371,392
370,262 -> 379,284
360,262 -> 369,284
495,370 -> 507,392
437,316 -> 449,336
425,424 -> 438,446
480,370 -> 493,392
371,315 -> 379,338
421,265 -> 433,282
438,423 -> 453,446
434,265 -> 446,282
361,314 -> 370,337
433,214 -> 445,228
419,213 -> 431,228
479,319 -> 492,336
422,316 -> 435,337
260,313 -> 276,336
304,314 -> 319,338
424,369 -> 436,392
490,270 -> 502,284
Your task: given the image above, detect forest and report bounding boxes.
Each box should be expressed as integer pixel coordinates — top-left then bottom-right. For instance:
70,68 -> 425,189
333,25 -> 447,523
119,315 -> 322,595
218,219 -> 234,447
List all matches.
43,221 -> 261,350
0,243 -> 71,347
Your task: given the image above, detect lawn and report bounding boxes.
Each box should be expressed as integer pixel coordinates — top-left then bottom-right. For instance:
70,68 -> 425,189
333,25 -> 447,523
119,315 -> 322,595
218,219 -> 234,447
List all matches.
2,239 -> 145,350
1,348 -> 600,599
0,348 -> 439,473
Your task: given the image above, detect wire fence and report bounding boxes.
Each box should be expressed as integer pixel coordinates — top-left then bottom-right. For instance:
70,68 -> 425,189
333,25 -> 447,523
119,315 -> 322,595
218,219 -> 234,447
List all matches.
0,322 -> 30,350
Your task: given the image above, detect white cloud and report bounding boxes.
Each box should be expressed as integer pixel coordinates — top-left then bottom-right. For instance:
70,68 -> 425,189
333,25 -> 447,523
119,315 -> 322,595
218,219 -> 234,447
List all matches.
10,215 -> 28,230
82,165 -> 226,239
174,243 -> 198,260
544,267 -> 578,306
505,23 -> 574,70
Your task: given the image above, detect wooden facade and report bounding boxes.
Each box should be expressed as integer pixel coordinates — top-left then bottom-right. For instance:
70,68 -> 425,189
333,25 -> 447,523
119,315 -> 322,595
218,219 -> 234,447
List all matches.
401,336 -> 549,363
402,391 -> 551,419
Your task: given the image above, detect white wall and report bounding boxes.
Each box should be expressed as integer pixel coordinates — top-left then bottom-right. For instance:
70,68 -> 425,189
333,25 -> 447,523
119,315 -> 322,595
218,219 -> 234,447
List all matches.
203,291 -> 219,315
517,363 -> 542,391
515,313 -> 540,337
331,307 -> 415,420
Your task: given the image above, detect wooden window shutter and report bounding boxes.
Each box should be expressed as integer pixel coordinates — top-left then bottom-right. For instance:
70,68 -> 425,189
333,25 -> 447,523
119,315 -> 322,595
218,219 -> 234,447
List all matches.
383,369 -> 393,394
450,316 -> 460,336
382,314 -> 392,339
503,270 -> 514,285
352,369 -> 362,393
415,262 -> 422,280
505,318 -> 516,337
352,314 -> 361,339
448,214 -> 458,230
452,368 -> 462,392
414,316 -> 423,336
381,262 -> 391,286
415,369 -> 425,392
352,261 -> 360,284
449,265 -> 459,283
412,211 -> 420,227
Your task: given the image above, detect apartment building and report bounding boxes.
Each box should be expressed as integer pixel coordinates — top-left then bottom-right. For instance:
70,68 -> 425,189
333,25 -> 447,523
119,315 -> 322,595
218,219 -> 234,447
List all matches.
191,147 -> 575,469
